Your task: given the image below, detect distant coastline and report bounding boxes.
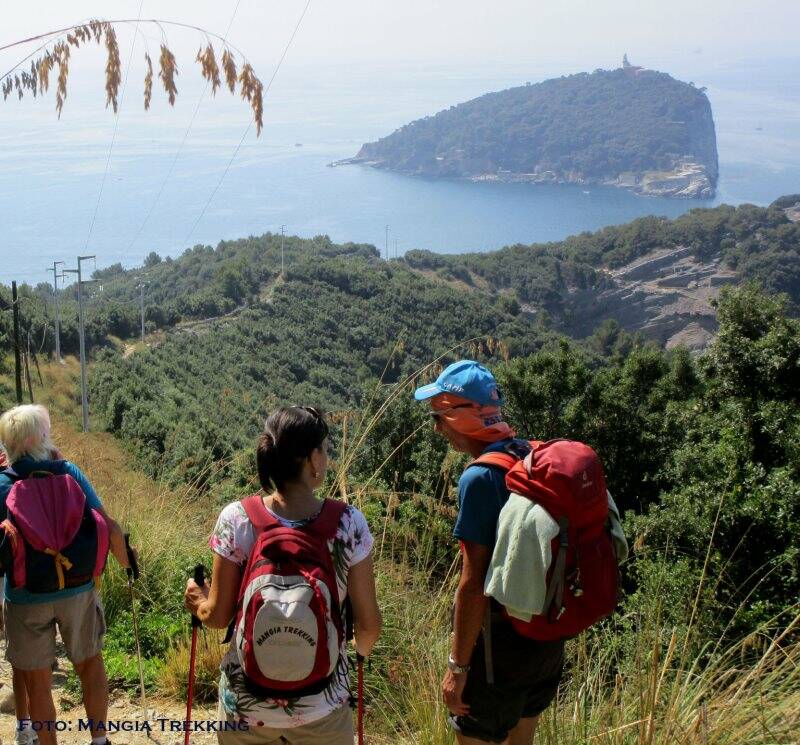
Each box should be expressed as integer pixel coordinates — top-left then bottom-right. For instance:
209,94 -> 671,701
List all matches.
330,155 -> 715,199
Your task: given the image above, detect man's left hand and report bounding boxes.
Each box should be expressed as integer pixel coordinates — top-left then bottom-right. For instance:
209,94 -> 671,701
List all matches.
442,669 -> 470,717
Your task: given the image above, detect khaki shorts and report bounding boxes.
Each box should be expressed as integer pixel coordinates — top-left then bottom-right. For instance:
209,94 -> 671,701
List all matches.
3,588 -> 106,670
216,701 -> 354,745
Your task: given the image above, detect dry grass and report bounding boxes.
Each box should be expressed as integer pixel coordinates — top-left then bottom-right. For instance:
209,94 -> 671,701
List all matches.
365,552 -> 800,745
159,629 -> 227,703
1,19 -> 264,132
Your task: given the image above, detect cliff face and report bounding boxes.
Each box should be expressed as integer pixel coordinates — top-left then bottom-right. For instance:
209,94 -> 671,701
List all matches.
341,67 -> 719,199
564,246 -> 737,349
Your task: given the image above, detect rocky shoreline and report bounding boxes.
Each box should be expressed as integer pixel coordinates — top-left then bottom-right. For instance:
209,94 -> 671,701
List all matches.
329,157 -> 716,199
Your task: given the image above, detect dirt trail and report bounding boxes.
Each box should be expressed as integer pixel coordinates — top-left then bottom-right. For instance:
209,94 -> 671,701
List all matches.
0,642 -> 218,745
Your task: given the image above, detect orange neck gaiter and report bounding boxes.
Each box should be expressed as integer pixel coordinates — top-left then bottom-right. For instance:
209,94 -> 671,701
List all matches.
431,393 -> 515,443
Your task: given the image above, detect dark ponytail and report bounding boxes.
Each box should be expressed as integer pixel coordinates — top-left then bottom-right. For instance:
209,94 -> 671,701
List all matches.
256,406 -> 329,492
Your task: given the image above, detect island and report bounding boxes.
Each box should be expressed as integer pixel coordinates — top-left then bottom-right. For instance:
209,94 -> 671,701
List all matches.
334,57 -> 719,198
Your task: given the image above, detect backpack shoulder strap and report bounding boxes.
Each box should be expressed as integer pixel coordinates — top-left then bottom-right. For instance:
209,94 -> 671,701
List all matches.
467,439 -> 538,473
241,494 -> 278,533
307,499 -> 347,541
1,469 -> 19,483
468,452 -> 519,472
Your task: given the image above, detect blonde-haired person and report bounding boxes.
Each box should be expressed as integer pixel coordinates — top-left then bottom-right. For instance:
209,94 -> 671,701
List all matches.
0,446 -> 37,745
0,405 -> 132,745
184,406 -> 381,745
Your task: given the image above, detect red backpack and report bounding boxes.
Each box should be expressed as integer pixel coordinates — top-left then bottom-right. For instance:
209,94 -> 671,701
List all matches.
472,439 -> 619,640
231,496 -> 347,697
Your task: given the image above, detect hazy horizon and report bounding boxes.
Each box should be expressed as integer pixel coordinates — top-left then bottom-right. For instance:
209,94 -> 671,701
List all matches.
4,1 -> 800,70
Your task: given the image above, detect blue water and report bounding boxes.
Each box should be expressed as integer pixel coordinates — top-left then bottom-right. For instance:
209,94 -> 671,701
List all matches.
1,59 -> 798,285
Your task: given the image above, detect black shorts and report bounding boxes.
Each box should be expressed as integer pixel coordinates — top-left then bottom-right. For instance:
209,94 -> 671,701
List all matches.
450,615 -> 565,743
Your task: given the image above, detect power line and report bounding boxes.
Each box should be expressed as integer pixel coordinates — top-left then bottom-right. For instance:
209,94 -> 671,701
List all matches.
125,0 -> 243,256
83,0 -> 145,253
183,0 -> 313,247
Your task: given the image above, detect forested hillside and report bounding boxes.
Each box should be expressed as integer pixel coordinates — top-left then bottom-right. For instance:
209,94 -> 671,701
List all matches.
3,197 -> 797,362
347,65 -> 719,197
407,198 -> 800,347
87,249 -> 541,491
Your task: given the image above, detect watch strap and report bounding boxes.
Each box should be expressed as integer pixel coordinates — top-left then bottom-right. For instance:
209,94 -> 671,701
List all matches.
448,654 -> 471,674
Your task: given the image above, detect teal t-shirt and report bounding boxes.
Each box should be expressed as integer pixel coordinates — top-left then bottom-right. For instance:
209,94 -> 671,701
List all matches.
453,438 -> 522,548
0,457 -> 103,604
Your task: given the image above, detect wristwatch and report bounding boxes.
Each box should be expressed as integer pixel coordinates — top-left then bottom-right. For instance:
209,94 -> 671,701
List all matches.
447,654 -> 471,675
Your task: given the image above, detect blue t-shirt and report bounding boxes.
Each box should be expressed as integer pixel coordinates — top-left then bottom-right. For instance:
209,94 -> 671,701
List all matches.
0,457 -> 103,604
453,438 -> 523,548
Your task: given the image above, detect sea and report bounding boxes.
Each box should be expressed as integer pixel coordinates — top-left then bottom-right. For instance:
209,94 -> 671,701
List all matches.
1,57 -> 798,285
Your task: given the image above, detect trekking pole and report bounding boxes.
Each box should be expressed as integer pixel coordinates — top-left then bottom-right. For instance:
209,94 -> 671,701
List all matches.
356,653 -> 365,745
185,564 -> 205,745
124,535 -> 148,721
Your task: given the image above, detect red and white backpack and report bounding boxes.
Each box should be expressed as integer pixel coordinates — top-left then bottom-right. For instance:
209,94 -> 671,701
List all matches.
471,439 -> 619,640
231,496 -> 347,697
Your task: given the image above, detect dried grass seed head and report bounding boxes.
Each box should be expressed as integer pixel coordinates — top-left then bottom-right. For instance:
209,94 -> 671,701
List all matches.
196,44 -> 221,96
104,25 -> 121,112
158,44 -> 179,106
221,49 -> 237,94
144,53 -> 154,110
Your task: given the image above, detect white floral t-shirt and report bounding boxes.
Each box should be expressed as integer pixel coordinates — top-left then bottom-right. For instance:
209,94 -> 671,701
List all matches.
210,499 -> 373,728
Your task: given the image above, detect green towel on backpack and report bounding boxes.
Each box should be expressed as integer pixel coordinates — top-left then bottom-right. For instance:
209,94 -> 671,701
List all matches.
484,494 -> 559,621
484,491 -> 628,622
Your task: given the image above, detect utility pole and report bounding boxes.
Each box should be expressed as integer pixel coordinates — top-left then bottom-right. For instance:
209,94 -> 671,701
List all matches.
48,261 -> 64,361
11,281 -> 22,404
63,255 -> 95,433
385,225 -> 390,261
395,238 -> 399,260
138,282 -> 146,340
280,225 -> 286,276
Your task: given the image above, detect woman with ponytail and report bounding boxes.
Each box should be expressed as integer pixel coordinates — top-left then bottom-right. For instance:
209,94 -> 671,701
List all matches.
185,406 -> 381,744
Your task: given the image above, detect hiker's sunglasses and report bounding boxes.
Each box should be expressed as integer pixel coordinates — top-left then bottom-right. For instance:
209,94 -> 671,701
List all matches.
429,403 -> 474,422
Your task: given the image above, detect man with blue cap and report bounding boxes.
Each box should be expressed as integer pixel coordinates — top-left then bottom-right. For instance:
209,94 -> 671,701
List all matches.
415,360 -> 565,745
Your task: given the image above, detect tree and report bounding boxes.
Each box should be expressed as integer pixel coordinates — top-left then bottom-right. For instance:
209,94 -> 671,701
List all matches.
144,252 -> 162,268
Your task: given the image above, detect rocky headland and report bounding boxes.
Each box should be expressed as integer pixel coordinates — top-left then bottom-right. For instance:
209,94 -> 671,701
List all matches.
335,60 -> 719,199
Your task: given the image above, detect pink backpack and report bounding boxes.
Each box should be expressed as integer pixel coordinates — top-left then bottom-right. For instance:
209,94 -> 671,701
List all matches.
231,496 -> 347,697
0,467 -> 110,593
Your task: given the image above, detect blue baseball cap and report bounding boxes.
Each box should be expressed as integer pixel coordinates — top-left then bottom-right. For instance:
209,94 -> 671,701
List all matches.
414,360 -> 503,407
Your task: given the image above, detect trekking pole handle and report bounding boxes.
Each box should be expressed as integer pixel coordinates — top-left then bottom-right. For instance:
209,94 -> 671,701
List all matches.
124,533 -> 140,581
191,564 -> 205,628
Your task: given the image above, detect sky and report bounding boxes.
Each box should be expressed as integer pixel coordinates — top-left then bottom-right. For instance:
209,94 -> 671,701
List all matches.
3,0 -> 800,76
